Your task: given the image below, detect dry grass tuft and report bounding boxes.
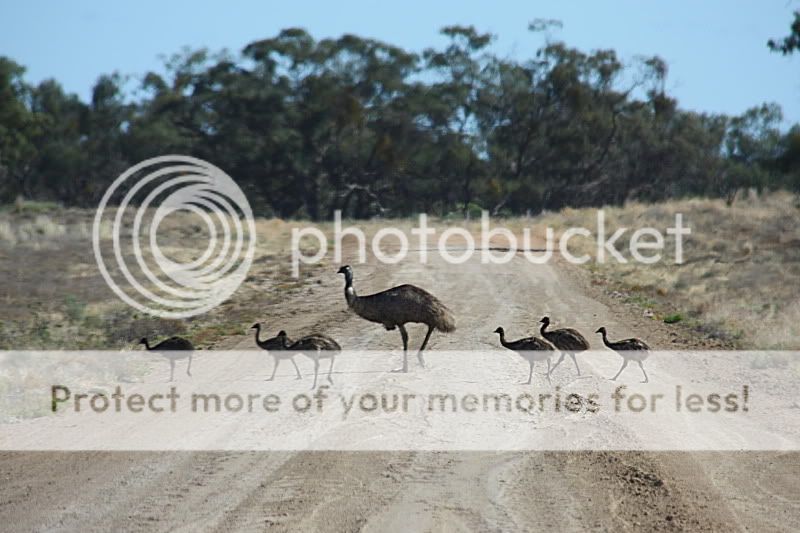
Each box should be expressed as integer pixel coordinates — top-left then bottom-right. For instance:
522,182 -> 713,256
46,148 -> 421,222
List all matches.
534,191 -> 800,349
0,207 -> 327,350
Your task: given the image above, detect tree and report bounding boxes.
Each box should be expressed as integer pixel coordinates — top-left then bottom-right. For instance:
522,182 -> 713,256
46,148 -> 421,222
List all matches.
0,57 -> 41,200
768,11 -> 800,55
0,25 -> 795,213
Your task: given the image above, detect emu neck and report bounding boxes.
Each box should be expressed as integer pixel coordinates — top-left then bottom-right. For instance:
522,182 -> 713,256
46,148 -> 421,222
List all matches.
253,327 -> 264,348
600,330 -> 611,348
497,332 -> 508,347
344,274 -> 357,306
540,323 -> 548,336
143,339 -> 152,350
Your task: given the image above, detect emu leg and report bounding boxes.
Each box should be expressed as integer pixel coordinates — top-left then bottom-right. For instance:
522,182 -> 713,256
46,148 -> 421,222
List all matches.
186,353 -> 192,377
290,357 -> 302,380
169,359 -> 175,382
570,353 -> 581,376
267,358 -> 280,381
525,361 -> 534,385
391,325 -> 410,373
546,359 -> 552,384
638,360 -> 649,383
327,356 -> 335,383
416,325 -> 434,368
311,358 -> 319,389
549,353 -> 566,376
610,359 -> 628,381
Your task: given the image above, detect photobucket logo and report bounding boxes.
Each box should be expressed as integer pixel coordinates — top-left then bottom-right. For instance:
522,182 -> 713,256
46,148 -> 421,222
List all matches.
92,155 -> 256,318
292,211 -> 691,276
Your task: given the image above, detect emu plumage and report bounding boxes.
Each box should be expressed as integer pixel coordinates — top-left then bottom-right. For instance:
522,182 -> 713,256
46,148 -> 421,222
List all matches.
337,265 -> 454,372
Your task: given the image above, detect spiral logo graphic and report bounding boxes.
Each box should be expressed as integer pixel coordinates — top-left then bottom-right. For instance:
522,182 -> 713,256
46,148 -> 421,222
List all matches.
92,155 -> 256,318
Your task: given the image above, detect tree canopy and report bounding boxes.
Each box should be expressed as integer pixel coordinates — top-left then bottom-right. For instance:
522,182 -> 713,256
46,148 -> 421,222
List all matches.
1,25 -> 797,218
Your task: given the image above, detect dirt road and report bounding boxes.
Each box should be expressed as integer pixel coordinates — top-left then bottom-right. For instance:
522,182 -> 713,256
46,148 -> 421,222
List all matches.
1,250 -> 799,531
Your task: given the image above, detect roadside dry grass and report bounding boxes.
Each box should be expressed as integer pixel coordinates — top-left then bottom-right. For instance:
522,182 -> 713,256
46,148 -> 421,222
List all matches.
530,190 -> 800,350
0,206 -> 324,350
293,194 -> 800,351
1,192 -> 798,353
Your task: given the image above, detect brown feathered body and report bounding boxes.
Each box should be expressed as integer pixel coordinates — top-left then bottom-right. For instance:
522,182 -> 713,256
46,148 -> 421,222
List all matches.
598,328 -> 649,361
255,327 -> 341,354
495,328 -> 554,361
285,333 -> 342,352
605,338 -> 650,352
141,336 -> 194,358
540,321 -> 589,352
345,279 -> 455,333
495,327 -> 555,384
252,325 -> 341,387
597,327 -> 650,382
140,336 -> 194,381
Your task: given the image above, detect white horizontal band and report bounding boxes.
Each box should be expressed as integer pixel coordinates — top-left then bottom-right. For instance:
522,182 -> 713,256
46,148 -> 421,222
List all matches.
0,350 -> 794,451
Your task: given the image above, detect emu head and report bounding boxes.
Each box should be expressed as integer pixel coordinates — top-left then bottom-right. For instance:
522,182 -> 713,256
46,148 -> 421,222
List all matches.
250,323 -> 260,331
337,264 -> 354,285
539,316 -> 550,326
493,327 -> 504,335
139,338 -> 148,346
595,327 -> 607,335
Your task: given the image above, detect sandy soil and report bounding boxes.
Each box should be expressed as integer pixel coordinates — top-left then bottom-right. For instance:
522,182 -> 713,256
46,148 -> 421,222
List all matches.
1,249 -> 799,531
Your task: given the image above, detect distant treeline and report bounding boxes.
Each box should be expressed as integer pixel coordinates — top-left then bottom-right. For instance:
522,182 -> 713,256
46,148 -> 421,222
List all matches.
1,25 -> 799,218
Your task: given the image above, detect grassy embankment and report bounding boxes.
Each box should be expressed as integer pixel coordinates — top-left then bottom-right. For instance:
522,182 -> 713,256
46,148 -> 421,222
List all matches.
1,192 -> 798,353
530,191 -> 800,353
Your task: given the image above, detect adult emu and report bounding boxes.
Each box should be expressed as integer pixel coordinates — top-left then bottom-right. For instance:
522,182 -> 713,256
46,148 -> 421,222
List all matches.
337,265 -> 455,372
140,336 -> 194,382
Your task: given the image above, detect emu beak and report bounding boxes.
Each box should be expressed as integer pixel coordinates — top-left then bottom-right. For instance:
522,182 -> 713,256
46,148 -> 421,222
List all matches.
336,266 -> 346,274
595,328 -> 602,334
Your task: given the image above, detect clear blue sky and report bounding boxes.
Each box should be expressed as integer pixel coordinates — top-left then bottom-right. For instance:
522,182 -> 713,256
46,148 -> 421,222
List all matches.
2,1 -> 799,123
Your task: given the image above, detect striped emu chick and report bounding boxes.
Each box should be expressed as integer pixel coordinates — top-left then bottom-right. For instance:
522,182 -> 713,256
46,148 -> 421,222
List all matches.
140,336 -> 194,382
252,323 -> 341,388
596,326 -> 651,383
494,327 -> 555,384
539,316 -> 590,377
